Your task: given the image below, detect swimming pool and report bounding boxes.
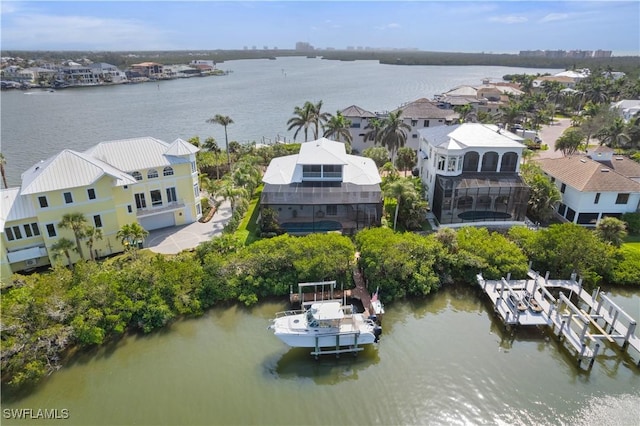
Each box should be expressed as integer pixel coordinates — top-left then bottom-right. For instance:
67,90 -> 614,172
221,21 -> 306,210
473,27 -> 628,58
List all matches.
281,220 -> 342,234
457,211 -> 512,221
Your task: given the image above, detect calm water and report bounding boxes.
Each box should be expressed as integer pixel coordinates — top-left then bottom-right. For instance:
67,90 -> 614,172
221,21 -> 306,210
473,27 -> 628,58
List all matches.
1,56 -> 559,186
1,286 -> 639,425
2,57 -> 639,425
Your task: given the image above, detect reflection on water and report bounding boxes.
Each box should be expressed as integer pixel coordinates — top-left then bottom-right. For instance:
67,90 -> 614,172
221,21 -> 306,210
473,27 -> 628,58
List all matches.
265,345 -> 380,385
1,285 -> 638,426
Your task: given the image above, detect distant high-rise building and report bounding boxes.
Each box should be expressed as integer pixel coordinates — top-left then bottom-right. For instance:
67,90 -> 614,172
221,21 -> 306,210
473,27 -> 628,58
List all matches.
295,42 -> 314,51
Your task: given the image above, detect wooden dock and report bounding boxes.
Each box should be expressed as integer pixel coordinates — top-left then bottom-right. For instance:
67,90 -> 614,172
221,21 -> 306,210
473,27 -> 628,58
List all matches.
476,270 -> 640,370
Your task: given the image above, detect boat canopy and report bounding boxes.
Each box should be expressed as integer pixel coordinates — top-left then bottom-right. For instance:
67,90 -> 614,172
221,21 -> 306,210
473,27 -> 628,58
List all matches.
310,302 -> 345,321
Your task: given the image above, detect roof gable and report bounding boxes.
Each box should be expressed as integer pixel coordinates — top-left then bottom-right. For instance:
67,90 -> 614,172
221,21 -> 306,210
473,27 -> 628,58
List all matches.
1,188 -> 36,229
85,137 -> 189,171
340,105 -> 376,118
536,156 -> 640,192
395,98 -> 456,119
420,123 -> 524,150
21,150 -> 136,194
297,138 -> 349,165
165,138 -> 199,156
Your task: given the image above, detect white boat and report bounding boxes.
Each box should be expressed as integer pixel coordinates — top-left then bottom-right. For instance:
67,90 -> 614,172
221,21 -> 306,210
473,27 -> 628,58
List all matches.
270,301 -> 382,349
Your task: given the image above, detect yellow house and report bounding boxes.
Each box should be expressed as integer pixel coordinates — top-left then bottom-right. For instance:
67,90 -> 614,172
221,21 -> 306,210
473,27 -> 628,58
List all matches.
1,137 -> 201,279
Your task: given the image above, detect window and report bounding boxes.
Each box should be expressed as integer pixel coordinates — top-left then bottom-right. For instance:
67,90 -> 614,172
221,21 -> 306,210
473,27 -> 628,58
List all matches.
616,193 -> 629,204
5,226 -> 25,241
424,120 -> 429,127
447,157 -> 458,172
63,192 -> 73,204
193,183 -> 200,198
594,193 -> 600,204
135,193 -> 147,209
166,187 -> 177,203
147,169 -> 158,179
560,183 -> 566,194
412,134 -> 418,138
127,205 -> 133,213
326,205 -> 338,216
88,188 -> 96,200
350,123 -> 361,128
24,223 -> 40,237
150,189 -> 163,206
191,161 -> 197,173
411,120 -> 418,126
38,196 -> 48,208
163,166 -> 174,176
132,171 -> 142,181
437,155 -> 446,171
196,203 -> 202,215
93,215 -> 103,228
46,224 -> 56,237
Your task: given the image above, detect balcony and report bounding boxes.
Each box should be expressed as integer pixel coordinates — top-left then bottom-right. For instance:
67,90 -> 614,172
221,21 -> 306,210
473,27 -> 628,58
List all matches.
136,200 -> 186,218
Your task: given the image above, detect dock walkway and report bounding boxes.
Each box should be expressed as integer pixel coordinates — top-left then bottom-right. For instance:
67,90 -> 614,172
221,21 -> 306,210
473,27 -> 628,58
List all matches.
476,270 -> 640,369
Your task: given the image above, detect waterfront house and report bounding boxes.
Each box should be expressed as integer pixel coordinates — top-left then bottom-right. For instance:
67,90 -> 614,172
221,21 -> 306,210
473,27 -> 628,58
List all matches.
535,147 -> 640,226
129,62 -> 165,79
1,137 -> 201,277
436,80 -> 523,117
340,105 -> 378,154
393,98 -> 458,151
260,138 -> 382,235
610,99 -> 640,123
417,123 -> 530,226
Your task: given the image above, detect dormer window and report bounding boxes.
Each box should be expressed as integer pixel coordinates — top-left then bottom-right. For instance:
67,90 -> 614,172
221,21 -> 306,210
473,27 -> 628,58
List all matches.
163,166 -> 174,176
302,164 -> 342,181
131,171 -> 142,181
147,169 -> 158,179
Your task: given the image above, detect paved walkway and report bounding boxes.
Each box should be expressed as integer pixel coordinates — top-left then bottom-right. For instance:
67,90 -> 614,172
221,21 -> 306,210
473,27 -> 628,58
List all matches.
145,200 -> 232,254
535,118 -> 572,159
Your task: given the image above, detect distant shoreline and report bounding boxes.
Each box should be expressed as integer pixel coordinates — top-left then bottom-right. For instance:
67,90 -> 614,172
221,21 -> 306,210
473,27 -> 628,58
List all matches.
3,49 -> 639,77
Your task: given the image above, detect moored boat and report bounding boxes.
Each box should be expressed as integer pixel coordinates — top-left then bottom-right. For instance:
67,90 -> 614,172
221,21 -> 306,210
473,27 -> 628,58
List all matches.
269,301 -> 382,349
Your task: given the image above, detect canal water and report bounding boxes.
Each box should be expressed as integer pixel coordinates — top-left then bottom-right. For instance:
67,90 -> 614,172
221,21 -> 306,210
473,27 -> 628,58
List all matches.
2,285 -> 639,425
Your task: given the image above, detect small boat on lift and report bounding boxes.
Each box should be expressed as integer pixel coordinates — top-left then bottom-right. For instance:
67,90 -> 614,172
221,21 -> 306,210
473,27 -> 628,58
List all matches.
524,291 -> 543,313
269,301 -> 382,349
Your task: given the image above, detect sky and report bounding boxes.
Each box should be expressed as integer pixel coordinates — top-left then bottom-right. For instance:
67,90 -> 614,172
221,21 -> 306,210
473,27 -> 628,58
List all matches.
1,1 -> 639,55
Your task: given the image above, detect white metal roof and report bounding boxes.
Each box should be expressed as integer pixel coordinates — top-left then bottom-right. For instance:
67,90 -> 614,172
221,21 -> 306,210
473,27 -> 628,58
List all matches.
20,149 -> 137,194
297,138 -> 349,165
84,137 -> 190,172
1,188 -> 36,228
420,123 -> 525,150
262,138 -> 381,185
164,138 -> 200,156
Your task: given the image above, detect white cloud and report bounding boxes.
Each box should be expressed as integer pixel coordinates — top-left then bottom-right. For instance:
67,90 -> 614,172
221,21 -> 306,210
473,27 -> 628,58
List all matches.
374,22 -> 401,30
540,13 -> 570,23
2,13 -> 176,50
489,15 -> 527,24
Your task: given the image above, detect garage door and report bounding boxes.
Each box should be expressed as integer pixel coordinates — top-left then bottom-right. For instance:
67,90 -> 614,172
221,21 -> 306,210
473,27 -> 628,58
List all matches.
140,212 -> 176,231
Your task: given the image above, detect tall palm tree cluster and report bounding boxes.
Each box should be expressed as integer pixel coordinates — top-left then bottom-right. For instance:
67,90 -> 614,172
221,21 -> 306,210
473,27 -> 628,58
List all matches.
499,69 -> 640,152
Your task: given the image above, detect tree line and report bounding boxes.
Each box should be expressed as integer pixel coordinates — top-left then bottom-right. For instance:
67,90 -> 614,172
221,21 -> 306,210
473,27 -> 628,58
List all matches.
2,221 -> 639,387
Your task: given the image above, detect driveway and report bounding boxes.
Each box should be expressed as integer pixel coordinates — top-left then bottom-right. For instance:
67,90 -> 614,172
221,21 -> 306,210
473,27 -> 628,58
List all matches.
145,200 -> 232,254
535,118 -> 572,159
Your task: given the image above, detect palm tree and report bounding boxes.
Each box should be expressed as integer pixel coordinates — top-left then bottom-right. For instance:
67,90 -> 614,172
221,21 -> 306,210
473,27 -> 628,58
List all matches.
395,146 -> 417,176
207,114 -> 234,171
453,104 -> 477,123
287,101 -> 315,142
595,217 -> 628,247
116,223 -> 149,257
379,110 -> 411,162
363,118 -> 384,144
51,238 -> 76,268
383,178 -> 418,231
59,213 -> 87,260
595,117 -> 631,149
0,152 -> 8,189
323,111 -> 352,143
84,226 -> 103,261
215,176 -> 248,214
310,100 -> 330,139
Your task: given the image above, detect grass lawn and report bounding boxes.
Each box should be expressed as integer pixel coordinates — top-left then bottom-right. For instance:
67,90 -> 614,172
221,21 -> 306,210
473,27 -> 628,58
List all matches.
236,186 -> 262,246
622,241 -> 640,255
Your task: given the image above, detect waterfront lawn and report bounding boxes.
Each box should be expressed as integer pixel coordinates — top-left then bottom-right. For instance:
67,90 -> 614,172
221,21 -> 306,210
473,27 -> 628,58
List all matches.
236,186 -> 262,246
